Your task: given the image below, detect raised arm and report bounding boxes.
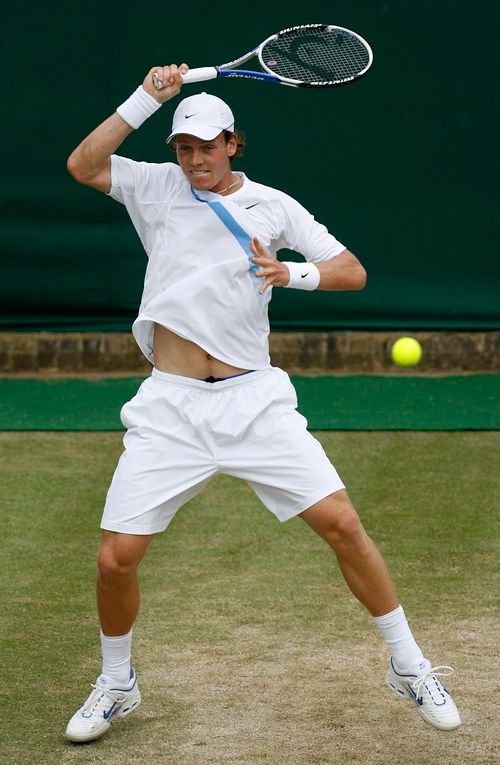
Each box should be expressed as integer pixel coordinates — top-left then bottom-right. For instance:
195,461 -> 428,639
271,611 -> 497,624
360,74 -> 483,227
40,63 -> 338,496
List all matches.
66,65 -> 188,193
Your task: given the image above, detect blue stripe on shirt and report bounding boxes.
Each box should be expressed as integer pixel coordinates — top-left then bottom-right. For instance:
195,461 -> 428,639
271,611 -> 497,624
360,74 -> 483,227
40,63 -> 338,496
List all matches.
190,186 -> 261,290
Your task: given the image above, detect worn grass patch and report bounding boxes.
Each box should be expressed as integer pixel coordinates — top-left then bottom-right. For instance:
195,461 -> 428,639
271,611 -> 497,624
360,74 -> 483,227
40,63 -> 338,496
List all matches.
1,432 -> 499,764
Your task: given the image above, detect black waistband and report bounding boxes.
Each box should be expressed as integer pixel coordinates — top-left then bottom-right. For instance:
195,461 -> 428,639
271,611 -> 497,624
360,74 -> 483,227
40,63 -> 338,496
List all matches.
203,370 -> 255,384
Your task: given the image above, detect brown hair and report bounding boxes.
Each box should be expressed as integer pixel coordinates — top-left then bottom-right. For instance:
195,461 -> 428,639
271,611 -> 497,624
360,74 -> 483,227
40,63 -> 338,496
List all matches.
224,129 -> 246,163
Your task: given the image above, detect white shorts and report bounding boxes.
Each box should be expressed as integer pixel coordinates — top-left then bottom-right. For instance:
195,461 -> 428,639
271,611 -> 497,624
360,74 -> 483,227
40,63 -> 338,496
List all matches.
101,367 -> 345,534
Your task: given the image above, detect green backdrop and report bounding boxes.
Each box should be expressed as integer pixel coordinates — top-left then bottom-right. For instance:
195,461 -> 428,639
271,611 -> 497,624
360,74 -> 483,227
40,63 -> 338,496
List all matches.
1,1 -> 498,331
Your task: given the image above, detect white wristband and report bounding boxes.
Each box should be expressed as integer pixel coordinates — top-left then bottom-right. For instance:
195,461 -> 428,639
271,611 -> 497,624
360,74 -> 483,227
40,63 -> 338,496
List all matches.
116,86 -> 162,129
284,261 -> 320,291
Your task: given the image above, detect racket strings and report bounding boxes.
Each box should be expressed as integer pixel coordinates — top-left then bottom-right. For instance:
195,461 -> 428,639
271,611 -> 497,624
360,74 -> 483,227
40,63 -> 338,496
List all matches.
262,29 -> 370,85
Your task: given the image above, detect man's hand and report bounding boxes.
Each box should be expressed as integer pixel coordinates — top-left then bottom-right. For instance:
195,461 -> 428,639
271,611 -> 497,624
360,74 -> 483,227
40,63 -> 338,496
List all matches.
143,64 -> 189,103
250,237 -> 290,294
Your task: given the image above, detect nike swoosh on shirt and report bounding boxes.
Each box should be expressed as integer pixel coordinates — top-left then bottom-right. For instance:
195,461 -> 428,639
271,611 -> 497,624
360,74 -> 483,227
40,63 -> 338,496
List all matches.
184,113 -> 198,119
245,203 -> 260,209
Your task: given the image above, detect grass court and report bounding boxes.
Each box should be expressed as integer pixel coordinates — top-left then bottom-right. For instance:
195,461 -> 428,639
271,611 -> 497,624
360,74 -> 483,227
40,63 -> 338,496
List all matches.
1,429 -> 498,764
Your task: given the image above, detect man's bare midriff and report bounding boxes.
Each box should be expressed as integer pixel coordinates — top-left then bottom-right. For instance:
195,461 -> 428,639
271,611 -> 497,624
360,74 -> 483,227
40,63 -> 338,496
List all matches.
153,323 -> 249,379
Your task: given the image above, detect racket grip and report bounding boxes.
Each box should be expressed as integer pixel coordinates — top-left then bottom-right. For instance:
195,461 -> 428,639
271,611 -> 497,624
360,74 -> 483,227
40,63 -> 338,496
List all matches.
181,67 -> 218,84
152,67 -> 218,89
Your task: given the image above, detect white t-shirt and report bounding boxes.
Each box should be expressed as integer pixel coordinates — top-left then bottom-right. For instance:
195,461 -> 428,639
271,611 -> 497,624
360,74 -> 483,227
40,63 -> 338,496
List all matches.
108,156 -> 346,369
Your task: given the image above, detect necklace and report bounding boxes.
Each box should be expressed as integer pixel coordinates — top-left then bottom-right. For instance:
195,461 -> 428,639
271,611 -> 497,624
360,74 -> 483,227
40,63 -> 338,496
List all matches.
215,175 -> 242,195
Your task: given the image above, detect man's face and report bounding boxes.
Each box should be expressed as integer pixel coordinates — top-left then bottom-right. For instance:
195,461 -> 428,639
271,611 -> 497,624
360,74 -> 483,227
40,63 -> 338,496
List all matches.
174,133 -> 237,192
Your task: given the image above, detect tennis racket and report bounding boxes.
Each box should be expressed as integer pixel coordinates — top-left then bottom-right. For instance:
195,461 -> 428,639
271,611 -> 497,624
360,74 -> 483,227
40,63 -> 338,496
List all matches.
153,24 -> 373,90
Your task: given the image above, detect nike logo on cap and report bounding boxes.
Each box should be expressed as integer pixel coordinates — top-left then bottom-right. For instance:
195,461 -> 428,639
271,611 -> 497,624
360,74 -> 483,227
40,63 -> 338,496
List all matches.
184,113 -> 198,119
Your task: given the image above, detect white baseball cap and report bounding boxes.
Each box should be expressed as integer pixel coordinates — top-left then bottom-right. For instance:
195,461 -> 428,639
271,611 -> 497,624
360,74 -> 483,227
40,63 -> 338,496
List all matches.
166,92 -> 235,143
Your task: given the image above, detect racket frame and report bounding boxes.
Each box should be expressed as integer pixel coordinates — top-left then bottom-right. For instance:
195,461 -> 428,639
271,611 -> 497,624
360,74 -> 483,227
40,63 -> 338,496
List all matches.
152,24 -> 373,90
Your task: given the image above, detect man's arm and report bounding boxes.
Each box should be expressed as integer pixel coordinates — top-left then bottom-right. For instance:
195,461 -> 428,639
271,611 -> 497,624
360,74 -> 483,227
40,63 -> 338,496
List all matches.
66,114 -> 133,193
250,238 -> 367,294
66,64 -> 188,193
315,249 -> 367,291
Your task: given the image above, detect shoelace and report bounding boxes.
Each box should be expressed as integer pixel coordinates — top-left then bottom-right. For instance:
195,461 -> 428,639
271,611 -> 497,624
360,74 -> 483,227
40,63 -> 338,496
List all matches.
412,665 -> 454,701
82,684 -> 124,715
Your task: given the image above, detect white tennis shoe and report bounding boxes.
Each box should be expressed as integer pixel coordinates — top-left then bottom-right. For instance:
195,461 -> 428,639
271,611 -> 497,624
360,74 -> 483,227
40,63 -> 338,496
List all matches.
386,658 -> 461,730
65,668 -> 141,742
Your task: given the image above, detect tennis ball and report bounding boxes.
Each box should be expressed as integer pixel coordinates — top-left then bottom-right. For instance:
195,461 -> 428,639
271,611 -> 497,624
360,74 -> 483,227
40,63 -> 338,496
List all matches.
391,337 -> 422,367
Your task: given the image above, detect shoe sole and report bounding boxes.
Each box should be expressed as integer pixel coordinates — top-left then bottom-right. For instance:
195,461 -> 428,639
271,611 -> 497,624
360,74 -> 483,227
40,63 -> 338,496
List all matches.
65,720 -> 112,743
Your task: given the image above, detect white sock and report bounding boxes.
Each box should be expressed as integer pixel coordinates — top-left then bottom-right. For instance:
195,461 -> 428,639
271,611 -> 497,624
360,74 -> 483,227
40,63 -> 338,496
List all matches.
99,629 -> 133,687
373,605 -> 428,673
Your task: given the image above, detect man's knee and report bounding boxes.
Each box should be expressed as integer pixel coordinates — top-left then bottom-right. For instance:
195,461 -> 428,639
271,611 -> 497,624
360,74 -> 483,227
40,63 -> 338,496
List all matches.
97,531 -> 150,578
300,490 -> 366,547
332,508 -> 364,541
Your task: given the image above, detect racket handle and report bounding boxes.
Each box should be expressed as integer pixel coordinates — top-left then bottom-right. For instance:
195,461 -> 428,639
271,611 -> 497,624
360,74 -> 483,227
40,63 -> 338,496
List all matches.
152,67 -> 218,90
182,67 -> 218,84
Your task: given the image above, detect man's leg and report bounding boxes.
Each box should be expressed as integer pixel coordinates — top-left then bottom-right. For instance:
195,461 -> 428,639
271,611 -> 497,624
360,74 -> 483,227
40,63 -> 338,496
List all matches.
299,489 -> 461,730
299,489 -> 398,617
300,489 -> 425,664
97,530 -> 154,636
65,531 -> 153,742
96,530 -> 155,685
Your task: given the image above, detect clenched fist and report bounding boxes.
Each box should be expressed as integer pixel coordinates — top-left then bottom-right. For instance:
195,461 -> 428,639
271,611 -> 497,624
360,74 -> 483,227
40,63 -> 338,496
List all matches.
143,64 -> 189,103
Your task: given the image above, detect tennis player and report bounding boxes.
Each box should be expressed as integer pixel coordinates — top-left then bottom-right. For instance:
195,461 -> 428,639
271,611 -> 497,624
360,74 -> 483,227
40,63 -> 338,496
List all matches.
65,64 -> 460,742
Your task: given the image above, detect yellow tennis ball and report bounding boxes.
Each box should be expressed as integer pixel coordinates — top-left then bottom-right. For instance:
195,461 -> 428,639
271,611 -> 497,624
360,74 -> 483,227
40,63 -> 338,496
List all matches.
391,337 -> 422,367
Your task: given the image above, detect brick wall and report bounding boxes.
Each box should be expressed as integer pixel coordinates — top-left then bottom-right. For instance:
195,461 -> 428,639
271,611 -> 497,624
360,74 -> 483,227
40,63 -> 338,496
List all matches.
1,331 -> 498,375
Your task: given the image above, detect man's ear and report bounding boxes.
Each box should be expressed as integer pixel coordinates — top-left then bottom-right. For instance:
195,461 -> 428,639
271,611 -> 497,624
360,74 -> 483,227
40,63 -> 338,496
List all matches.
227,134 -> 237,157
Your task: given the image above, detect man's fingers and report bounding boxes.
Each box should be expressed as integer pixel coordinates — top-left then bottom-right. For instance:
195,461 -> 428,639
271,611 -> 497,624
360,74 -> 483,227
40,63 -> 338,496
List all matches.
251,247 -> 274,268
259,276 -> 274,294
254,265 -> 275,293
250,237 -> 288,292
151,64 -> 186,89
252,257 -> 270,268
162,64 -> 178,84
251,236 -> 267,256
